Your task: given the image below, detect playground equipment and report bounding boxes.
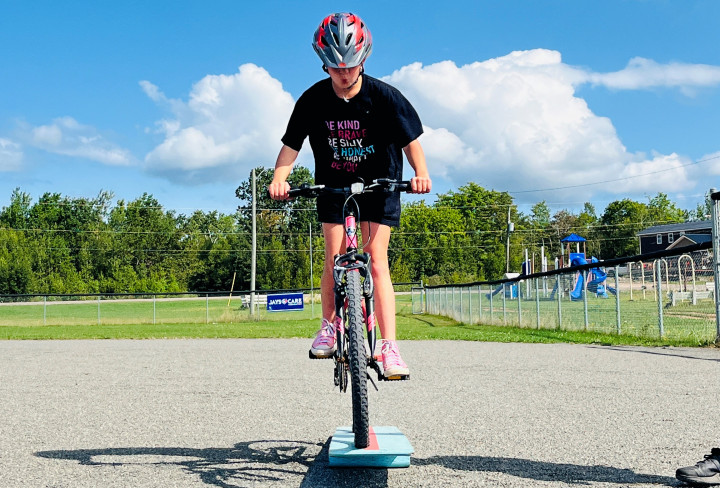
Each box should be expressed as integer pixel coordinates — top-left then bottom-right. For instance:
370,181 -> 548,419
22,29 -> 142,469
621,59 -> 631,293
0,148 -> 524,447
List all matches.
487,262 -> 530,299
487,272 -> 520,299
667,254 -> 714,306
569,256 -> 617,301
628,261 -> 648,300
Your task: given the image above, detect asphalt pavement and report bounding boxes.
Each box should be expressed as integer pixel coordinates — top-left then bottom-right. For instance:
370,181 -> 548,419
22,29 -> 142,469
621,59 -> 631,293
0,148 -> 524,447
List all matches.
0,339 -> 718,487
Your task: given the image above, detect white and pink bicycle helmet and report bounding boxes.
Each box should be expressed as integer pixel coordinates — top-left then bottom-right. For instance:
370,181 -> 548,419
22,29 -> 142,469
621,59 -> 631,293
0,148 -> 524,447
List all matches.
312,13 -> 372,68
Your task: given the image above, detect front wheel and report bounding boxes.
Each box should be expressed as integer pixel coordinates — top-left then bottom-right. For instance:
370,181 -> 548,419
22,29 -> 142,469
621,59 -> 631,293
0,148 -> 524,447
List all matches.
346,270 -> 369,448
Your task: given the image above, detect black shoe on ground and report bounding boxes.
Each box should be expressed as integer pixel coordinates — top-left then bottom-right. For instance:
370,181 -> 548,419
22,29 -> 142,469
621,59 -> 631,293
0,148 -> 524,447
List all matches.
676,448 -> 720,486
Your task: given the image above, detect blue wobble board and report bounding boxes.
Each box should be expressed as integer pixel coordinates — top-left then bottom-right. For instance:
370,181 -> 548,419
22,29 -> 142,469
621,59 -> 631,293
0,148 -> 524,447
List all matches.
329,426 -> 414,468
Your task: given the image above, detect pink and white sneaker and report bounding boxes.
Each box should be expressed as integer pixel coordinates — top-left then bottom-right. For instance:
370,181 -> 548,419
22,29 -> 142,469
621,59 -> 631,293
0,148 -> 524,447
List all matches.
309,318 -> 336,359
381,340 -> 410,379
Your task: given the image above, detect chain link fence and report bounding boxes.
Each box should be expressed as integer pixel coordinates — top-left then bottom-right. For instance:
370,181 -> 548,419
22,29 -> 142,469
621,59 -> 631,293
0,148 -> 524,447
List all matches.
424,245 -> 715,342
422,191 -> 720,343
0,282 -> 422,327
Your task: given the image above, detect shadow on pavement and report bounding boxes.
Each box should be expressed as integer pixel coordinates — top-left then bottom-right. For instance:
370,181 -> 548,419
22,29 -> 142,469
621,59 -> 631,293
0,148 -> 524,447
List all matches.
36,438 -> 390,488
415,455 -> 679,486
300,438 -> 389,488
36,440 -> 678,486
588,345 -> 720,363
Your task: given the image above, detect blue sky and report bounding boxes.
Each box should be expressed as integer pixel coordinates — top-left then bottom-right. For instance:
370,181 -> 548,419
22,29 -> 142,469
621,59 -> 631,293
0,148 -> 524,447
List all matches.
1,0 -> 719,216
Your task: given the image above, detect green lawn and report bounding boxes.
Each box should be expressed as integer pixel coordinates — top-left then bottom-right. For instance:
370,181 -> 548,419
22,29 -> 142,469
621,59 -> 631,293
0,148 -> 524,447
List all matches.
0,294 -> 716,347
428,287 -> 718,345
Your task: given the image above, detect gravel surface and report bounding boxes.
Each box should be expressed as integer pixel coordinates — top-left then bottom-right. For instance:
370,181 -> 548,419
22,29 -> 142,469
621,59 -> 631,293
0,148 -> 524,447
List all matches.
0,339 -> 718,487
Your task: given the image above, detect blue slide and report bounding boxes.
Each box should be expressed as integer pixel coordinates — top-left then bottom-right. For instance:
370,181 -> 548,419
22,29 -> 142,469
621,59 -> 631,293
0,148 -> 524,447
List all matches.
570,266 -> 586,300
570,257 -> 615,300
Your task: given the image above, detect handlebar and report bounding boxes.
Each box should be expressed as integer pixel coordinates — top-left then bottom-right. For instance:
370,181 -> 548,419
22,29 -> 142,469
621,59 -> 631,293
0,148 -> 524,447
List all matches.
288,179 -> 412,199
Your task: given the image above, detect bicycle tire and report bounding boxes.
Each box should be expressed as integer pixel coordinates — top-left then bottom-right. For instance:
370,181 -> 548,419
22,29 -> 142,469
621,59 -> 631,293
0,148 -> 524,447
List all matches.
346,269 -> 370,448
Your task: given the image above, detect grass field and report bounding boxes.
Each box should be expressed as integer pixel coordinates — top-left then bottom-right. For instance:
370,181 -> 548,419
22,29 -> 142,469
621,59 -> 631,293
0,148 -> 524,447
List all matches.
0,294 -> 717,347
429,286 -> 719,345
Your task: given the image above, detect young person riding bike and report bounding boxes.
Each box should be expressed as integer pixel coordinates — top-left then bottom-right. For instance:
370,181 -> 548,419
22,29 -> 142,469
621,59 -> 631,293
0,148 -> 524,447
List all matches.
268,12 -> 431,378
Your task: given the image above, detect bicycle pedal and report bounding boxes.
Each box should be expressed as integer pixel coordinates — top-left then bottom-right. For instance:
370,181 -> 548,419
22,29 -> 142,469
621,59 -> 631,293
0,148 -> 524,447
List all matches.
309,350 -> 334,359
381,373 -> 410,381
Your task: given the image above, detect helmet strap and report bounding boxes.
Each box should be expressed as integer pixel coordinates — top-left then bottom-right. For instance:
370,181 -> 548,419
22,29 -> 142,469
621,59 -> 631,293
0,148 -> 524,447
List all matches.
346,64 -> 364,90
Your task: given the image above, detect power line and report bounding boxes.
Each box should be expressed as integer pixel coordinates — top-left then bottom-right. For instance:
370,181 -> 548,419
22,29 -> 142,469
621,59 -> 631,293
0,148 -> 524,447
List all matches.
509,154 -> 720,194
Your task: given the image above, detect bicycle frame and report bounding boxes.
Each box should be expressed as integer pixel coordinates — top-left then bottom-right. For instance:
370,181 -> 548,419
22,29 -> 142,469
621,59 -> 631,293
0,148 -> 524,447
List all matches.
332,204 -> 378,384
288,178 -> 410,448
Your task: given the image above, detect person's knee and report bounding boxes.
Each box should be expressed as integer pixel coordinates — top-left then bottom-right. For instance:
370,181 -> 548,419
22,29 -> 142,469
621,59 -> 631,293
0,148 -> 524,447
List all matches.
370,258 -> 391,279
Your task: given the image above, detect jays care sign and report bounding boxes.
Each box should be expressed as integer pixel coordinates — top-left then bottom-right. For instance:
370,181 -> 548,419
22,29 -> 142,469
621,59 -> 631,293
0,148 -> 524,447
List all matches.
266,293 -> 304,312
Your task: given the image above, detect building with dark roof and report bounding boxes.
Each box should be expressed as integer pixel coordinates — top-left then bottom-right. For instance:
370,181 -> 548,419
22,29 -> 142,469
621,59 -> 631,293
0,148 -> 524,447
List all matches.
637,220 -> 712,254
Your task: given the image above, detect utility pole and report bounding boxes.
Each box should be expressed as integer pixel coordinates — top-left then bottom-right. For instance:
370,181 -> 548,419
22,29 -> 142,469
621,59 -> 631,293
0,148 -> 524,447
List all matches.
250,168 -> 258,317
710,187 -> 720,342
505,206 -> 513,274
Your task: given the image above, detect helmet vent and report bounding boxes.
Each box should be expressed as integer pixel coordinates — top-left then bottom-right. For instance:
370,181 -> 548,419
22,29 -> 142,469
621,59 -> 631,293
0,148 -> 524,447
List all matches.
313,13 -> 372,68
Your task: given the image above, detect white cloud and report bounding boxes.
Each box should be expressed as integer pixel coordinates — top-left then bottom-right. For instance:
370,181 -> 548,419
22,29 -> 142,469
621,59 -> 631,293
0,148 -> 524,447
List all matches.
384,50 -> 709,201
137,53 -> 719,198
142,63 -> 295,183
582,57 -> 720,91
695,151 -> 720,176
0,138 -> 24,171
613,153 -> 692,192
23,117 -> 133,166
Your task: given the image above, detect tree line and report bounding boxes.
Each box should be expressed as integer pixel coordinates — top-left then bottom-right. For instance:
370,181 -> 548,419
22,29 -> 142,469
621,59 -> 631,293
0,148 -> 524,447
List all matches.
0,166 -> 712,296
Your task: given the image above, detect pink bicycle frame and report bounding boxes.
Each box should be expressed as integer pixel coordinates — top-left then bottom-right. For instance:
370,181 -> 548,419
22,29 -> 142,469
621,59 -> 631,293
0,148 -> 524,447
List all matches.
344,213 -> 377,354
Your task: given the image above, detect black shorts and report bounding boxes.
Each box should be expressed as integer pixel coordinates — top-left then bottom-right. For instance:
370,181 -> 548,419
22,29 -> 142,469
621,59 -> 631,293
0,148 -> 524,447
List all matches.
316,191 -> 401,227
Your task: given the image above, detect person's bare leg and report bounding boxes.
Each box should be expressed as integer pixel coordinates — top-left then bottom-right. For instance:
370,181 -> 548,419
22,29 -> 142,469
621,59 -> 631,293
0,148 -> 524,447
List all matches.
361,221 -> 409,376
360,222 -> 395,340
308,223 -> 346,358
322,223 -> 345,321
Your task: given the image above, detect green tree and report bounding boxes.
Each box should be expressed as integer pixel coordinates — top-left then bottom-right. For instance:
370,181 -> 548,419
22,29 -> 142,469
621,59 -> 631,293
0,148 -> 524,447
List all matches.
0,229 -> 36,295
646,192 -> 685,225
599,199 -> 648,258
235,166 -> 316,292
434,183 -> 513,280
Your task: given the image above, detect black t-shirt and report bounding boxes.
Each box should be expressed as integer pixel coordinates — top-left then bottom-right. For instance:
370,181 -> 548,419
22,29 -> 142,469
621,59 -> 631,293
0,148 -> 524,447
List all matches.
282,75 -> 423,188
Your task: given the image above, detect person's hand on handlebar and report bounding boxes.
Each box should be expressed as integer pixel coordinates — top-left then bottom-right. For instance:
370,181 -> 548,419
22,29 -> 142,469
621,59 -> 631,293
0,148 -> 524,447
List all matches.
410,176 -> 432,194
268,180 -> 291,201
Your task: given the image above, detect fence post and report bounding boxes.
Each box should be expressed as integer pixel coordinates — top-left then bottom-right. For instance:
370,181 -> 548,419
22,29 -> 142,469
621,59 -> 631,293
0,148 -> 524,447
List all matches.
517,281 -> 522,326
468,286 -> 473,324
445,287 -> 449,316
43,296 -> 47,326
535,277 -> 540,329
656,260 -> 665,338
206,294 -> 209,324
502,283 -> 507,325
422,281 -> 427,315
556,275 -> 562,330
615,265 -> 621,335
478,285 -> 482,322
459,287 -> 464,323
582,270 -> 589,331
153,295 -> 156,325
97,295 -> 101,326
489,287 -> 494,324
711,188 -> 720,342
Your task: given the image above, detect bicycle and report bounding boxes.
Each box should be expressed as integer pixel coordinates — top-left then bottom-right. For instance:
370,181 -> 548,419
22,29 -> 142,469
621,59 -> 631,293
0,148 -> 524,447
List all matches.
288,178 -> 411,449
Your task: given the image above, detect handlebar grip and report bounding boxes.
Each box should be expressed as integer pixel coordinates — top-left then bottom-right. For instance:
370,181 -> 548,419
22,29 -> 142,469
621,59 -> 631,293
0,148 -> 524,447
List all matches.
397,180 -> 412,192
373,178 -> 412,192
288,184 -> 325,198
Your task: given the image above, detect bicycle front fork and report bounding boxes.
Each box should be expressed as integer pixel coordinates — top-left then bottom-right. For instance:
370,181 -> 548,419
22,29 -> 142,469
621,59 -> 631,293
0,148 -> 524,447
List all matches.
332,255 -> 378,365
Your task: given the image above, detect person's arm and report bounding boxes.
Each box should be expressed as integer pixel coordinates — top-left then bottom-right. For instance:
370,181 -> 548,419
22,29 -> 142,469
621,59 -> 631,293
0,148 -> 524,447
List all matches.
403,139 -> 431,194
268,145 -> 299,200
